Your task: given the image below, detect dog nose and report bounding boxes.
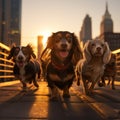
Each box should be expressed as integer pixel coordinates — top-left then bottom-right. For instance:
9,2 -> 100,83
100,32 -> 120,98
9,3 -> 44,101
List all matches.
97,47 -> 101,52
18,55 -> 23,60
61,44 -> 67,48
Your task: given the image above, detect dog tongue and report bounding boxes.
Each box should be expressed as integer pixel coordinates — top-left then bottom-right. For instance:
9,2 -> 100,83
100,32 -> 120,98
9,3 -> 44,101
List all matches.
59,51 -> 69,58
18,62 -> 24,67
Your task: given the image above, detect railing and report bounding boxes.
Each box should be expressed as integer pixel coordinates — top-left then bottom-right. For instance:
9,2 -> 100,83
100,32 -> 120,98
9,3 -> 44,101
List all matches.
0,42 -> 120,82
112,49 -> 120,80
0,42 -> 15,82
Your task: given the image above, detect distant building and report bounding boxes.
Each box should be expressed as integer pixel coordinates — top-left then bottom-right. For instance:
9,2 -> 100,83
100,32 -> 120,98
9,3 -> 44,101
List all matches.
100,2 -> 113,34
37,36 -> 43,59
99,32 -> 120,51
99,3 -> 120,51
80,14 -> 92,44
0,0 -> 22,46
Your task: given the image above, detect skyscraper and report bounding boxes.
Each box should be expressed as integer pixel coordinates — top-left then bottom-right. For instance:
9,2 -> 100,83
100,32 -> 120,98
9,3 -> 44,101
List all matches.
37,36 -> 43,59
100,2 -> 113,34
0,0 -> 22,46
99,3 -> 120,51
80,14 -> 92,43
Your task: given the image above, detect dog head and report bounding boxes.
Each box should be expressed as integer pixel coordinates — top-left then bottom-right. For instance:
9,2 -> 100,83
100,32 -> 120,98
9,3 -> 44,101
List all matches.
83,39 -> 111,64
7,44 -> 36,67
41,31 -> 83,65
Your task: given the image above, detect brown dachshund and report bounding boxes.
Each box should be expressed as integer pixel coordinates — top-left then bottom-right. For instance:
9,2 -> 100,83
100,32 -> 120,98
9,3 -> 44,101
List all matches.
41,31 -> 83,100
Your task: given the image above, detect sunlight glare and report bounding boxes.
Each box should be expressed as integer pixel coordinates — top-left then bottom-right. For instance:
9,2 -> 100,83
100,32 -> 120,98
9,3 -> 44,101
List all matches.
42,31 -> 51,48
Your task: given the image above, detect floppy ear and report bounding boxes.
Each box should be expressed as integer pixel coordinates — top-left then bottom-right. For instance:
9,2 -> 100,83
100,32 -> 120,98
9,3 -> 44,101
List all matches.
46,34 -> 54,49
71,33 -> 83,65
7,44 -> 16,60
83,40 -> 91,63
103,42 -> 111,64
27,44 -> 36,59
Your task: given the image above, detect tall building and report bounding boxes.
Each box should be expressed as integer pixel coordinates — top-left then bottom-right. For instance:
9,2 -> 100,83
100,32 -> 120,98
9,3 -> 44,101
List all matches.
37,36 -> 43,59
80,14 -> 92,43
100,2 -> 113,34
0,0 -> 22,46
99,32 -> 120,51
99,3 -> 120,51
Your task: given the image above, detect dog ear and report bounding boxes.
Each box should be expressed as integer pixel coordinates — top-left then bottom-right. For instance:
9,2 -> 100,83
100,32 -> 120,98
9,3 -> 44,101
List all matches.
46,33 -> 55,49
7,44 -> 16,60
103,42 -> 111,64
71,33 -> 83,65
26,44 -> 36,59
83,40 -> 91,63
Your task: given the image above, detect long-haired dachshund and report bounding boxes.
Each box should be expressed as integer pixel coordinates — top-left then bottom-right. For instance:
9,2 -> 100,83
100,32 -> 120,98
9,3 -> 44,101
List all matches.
41,31 -> 83,100
75,39 -> 111,95
98,53 -> 116,89
7,44 -> 41,91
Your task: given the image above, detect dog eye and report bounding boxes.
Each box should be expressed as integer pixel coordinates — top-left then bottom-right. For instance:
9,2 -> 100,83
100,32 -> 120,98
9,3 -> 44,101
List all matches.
55,36 -> 61,43
14,48 -> 20,55
101,44 -> 104,47
22,48 -> 28,55
67,37 -> 72,43
91,43 -> 95,47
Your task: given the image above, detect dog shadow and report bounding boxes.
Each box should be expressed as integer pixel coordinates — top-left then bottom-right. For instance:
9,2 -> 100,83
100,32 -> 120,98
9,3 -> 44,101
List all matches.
0,84 -> 38,119
47,90 -> 102,120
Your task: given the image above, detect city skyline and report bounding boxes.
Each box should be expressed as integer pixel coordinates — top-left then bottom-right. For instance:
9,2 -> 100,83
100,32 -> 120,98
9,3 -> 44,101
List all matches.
21,0 -> 120,52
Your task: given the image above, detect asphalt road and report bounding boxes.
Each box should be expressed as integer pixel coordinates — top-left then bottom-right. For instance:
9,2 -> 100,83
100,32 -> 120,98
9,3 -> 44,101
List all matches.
0,80 -> 120,120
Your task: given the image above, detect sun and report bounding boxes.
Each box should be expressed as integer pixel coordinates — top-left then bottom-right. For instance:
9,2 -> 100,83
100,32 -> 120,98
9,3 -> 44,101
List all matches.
42,31 -> 51,48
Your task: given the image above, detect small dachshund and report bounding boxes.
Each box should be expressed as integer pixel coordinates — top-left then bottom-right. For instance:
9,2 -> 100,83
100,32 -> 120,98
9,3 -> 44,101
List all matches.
75,39 -> 111,95
98,53 -> 116,89
7,44 -> 41,91
41,31 -> 83,100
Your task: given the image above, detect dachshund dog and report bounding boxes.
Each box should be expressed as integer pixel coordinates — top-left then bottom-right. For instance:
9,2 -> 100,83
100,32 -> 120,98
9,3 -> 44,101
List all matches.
98,53 -> 116,89
41,31 -> 83,100
7,44 -> 41,91
75,39 -> 111,95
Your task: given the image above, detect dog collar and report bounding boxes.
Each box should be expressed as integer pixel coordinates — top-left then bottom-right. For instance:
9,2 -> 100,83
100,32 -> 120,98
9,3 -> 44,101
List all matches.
51,61 -> 71,70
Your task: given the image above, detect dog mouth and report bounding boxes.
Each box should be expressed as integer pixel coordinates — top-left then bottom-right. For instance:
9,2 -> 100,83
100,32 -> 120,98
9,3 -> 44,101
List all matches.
94,51 -> 103,56
59,49 -> 69,58
16,60 -> 25,67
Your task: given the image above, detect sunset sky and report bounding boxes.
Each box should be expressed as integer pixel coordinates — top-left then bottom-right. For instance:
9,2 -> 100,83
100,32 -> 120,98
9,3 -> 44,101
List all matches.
21,0 -> 120,51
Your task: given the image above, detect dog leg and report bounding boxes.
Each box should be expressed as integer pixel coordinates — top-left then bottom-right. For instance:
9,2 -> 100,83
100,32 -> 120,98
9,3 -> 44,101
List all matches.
107,78 -> 111,85
98,77 -> 106,87
20,80 -> 27,91
111,76 -> 115,90
50,86 -> 59,101
89,77 -> 101,94
63,85 -> 70,98
82,79 -> 89,95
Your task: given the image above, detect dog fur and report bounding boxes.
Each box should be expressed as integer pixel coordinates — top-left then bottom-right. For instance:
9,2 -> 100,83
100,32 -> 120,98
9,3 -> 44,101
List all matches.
75,39 -> 111,95
98,53 -> 116,89
7,44 -> 41,91
40,31 -> 83,100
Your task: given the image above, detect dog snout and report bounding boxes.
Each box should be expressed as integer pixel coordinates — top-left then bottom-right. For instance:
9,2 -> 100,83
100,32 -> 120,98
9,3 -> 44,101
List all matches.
18,55 -> 23,60
96,47 -> 101,52
61,43 -> 67,49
